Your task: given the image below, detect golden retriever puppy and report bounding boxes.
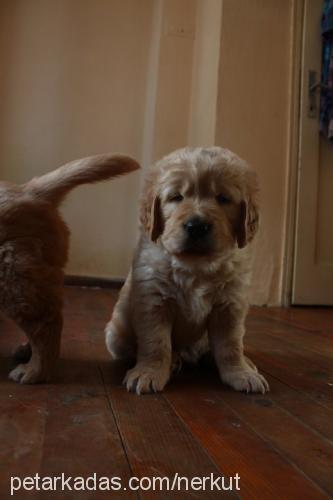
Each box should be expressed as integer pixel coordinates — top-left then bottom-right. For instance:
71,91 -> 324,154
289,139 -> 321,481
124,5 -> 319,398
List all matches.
105,147 -> 269,395
0,154 -> 139,383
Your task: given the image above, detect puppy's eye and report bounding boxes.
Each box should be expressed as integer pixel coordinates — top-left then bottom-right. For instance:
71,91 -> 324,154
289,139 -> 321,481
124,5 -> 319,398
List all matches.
216,194 -> 231,204
169,193 -> 183,202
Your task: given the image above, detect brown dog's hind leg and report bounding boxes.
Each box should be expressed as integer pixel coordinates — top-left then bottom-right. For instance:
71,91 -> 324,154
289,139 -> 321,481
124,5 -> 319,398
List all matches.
2,244 -> 65,384
9,312 -> 62,384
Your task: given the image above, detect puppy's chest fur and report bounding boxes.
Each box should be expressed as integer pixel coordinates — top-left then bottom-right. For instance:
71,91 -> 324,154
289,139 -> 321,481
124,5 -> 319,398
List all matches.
170,269 -> 218,324
136,238 -> 247,326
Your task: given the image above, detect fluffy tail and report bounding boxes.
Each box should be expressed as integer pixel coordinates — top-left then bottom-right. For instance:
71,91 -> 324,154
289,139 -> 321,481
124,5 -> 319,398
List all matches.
23,154 -> 139,205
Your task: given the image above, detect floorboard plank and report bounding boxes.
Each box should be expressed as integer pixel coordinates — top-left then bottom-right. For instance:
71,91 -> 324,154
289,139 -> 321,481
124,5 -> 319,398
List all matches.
247,314 -> 333,356
37,338 -> 135,498
258,373 -> 333,442
102,365 -> 237,499
1,289 -> 332,499
0,293 -> 136,500
251,307 -> 333,334
217,376 -> 333,496
85,291 -> 237,500
247,322 -> 333,375
0,383 -> 49,498
0,315 -> 49,498
249,349 -> 333,410
165,371 -> 329,500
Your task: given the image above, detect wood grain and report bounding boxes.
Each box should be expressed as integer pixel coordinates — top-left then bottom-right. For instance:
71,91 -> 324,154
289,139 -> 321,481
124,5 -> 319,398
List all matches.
0,287 -> 332,499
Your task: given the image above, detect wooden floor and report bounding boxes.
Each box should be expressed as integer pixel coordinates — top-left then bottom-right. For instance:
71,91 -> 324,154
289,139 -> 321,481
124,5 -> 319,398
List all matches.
0,287 -> 332,499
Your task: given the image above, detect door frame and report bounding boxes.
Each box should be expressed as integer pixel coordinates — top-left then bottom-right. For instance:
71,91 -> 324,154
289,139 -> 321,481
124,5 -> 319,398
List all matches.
282,0 -> 306,306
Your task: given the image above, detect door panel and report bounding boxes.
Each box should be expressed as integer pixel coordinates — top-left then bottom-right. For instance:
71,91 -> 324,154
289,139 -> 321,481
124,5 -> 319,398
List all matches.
293,0 -> 333,304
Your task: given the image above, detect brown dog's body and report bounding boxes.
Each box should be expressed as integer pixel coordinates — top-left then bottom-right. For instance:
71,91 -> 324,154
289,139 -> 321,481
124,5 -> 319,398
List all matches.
0,154 -> 139,383
106,147 -> 269,395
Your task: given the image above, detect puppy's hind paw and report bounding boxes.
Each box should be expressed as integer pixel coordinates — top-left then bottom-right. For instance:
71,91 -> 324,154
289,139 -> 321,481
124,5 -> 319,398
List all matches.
123,364 -> 170,395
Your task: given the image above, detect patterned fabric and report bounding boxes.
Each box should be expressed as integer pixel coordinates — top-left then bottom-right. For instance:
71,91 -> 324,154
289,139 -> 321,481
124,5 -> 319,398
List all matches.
320,0 -> 333,141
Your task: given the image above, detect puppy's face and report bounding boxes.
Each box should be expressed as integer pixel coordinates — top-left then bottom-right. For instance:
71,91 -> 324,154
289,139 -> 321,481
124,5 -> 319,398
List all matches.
141,148 -> 259,261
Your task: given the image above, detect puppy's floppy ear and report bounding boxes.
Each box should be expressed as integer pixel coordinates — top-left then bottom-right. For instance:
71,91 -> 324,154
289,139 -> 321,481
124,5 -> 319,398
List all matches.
236,197 -> 259,248
149,195 -> 164,241
140,171 -> 164,242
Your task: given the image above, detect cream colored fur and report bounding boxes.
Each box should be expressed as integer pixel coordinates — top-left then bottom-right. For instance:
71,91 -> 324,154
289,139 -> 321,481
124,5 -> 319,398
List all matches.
105,147 -> 269,395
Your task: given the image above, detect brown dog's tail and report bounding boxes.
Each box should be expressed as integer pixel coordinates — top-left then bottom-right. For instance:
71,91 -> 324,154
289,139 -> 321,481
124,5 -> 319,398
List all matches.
24,154 -> 139,206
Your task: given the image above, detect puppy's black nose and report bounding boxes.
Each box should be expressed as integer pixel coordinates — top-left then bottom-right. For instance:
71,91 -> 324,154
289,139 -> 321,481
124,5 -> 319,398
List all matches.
184,217 -> 212,240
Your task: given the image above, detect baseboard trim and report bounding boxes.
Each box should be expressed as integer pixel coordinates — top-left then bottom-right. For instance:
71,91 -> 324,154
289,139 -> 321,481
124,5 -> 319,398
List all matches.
64,275 -> 124,289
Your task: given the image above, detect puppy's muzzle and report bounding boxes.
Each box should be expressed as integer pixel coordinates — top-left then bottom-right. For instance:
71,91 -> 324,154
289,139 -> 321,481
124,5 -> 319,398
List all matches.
183,217 -> 212,240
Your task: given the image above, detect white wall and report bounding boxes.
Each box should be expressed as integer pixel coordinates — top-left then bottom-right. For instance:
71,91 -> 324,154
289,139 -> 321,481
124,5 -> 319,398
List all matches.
0,0 -> 153,279
0,0 -> 296,305
215,0 -> 294,304
149,0 -> 198,161
188,0 -> 222,146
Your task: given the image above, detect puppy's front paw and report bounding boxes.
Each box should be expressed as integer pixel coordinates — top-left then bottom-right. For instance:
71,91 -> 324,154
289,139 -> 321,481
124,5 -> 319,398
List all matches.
220,365 -> 269,394
124,364 -> 170,395
9,363 -> 42,384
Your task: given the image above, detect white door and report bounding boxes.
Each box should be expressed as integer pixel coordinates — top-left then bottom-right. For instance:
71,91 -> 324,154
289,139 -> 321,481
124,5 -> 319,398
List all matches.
293,0 -> 333,305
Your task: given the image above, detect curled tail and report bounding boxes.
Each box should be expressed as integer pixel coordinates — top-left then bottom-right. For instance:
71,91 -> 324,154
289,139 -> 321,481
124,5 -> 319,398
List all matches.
24,154 -> 139,206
